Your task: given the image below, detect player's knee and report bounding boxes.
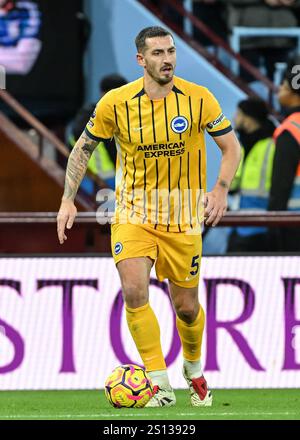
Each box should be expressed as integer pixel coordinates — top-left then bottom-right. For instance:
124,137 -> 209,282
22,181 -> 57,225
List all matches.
175,303 -> 198,323
122,282 -> 148,308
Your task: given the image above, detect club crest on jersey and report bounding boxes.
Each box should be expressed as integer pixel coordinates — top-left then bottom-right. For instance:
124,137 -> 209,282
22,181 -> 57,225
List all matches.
171,116 -> 189,134
114,242 -> 123,255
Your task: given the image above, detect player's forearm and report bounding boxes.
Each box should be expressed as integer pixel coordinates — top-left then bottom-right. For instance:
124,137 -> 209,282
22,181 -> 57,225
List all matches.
214,131 -> 242,191
62,132 -> 98,201
217,149 -> 241,190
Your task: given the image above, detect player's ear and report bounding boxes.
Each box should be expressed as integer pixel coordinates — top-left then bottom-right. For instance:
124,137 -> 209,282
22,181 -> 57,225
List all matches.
136,52 -> 146,68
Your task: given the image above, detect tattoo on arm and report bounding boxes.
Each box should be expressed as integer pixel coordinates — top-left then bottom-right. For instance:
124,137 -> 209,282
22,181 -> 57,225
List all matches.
63,132 -> 98,200
217,178 -> 230,190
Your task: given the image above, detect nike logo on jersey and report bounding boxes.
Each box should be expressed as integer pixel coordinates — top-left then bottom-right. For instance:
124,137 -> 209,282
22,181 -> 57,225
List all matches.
185,275 -> 195,281
133,126 -> 145,131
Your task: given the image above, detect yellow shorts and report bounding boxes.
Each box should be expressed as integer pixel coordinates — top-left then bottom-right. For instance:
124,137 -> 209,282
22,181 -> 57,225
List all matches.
111,223 -> 202,288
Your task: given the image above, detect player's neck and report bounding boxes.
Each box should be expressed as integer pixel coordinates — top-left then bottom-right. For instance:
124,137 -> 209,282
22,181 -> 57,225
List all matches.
143,75 -> 174,100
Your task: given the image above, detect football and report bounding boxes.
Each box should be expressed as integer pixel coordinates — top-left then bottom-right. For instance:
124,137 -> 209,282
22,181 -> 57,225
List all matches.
104,364 -> 153,408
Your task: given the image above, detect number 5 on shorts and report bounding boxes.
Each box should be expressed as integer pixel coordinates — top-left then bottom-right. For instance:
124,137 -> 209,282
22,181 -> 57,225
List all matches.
190,255 -> 200,276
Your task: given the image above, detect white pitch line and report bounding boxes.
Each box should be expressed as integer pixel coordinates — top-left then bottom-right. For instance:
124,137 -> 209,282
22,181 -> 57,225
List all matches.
0,412 -> 299,419
86,411 -> 297,417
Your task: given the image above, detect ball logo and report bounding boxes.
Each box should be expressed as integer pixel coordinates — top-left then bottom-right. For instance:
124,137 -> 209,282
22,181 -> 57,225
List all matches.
114,242 -> 123,255
171,116 -> 189,134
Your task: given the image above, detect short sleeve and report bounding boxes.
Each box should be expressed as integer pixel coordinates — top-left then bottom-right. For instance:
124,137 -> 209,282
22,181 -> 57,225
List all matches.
202,88 -> 232,137
84,91 -> 116,141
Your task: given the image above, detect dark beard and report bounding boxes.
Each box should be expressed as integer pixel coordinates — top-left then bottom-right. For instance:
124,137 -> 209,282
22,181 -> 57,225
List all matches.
147,67 -> 173,85
157,76 -> 172,85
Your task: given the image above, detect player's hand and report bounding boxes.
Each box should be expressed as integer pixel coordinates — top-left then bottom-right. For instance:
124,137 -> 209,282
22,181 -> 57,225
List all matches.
57,199 -> 77,244
204,186 -> 228,227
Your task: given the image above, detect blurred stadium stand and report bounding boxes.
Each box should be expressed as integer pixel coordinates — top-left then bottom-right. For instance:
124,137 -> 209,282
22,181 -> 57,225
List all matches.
0,89 -> 106,212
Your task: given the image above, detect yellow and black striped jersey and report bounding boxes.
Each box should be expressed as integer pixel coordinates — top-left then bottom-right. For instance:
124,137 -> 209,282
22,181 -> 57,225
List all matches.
85,75 -> 232,232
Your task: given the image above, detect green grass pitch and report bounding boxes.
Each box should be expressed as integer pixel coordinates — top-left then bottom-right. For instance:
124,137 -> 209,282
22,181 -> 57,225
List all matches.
0,389 -> 299,420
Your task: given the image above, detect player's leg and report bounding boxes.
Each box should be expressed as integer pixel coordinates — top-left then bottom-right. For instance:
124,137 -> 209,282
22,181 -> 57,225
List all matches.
117,257 -> 176,407
111,223 -> 175,406
169,281 -> 212,407
169,281 -> 204,363
117,256 -> 167,373
154,227 -> 212,406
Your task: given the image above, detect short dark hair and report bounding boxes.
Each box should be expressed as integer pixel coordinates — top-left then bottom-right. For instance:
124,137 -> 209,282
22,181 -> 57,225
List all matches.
283,56 -> 300,96
100,73 -> 127,93
238,98 -> 269,123
135,26 -> 174,53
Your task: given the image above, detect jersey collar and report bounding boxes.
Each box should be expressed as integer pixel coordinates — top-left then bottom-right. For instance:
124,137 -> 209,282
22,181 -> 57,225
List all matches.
132,84 -> 185,99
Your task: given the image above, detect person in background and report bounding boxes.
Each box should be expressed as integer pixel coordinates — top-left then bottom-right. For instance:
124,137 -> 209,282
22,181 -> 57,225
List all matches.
192,0 -> 227,47
221,0 -> 300,82
268,57 -> 300,251
227,98 -> 276,252
68,73 -> 127,192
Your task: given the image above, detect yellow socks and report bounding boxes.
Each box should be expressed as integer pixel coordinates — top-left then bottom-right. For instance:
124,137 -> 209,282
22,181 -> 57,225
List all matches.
125,301 -> 205,386
125,302 -> 167,372
176,305 -> 205,362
